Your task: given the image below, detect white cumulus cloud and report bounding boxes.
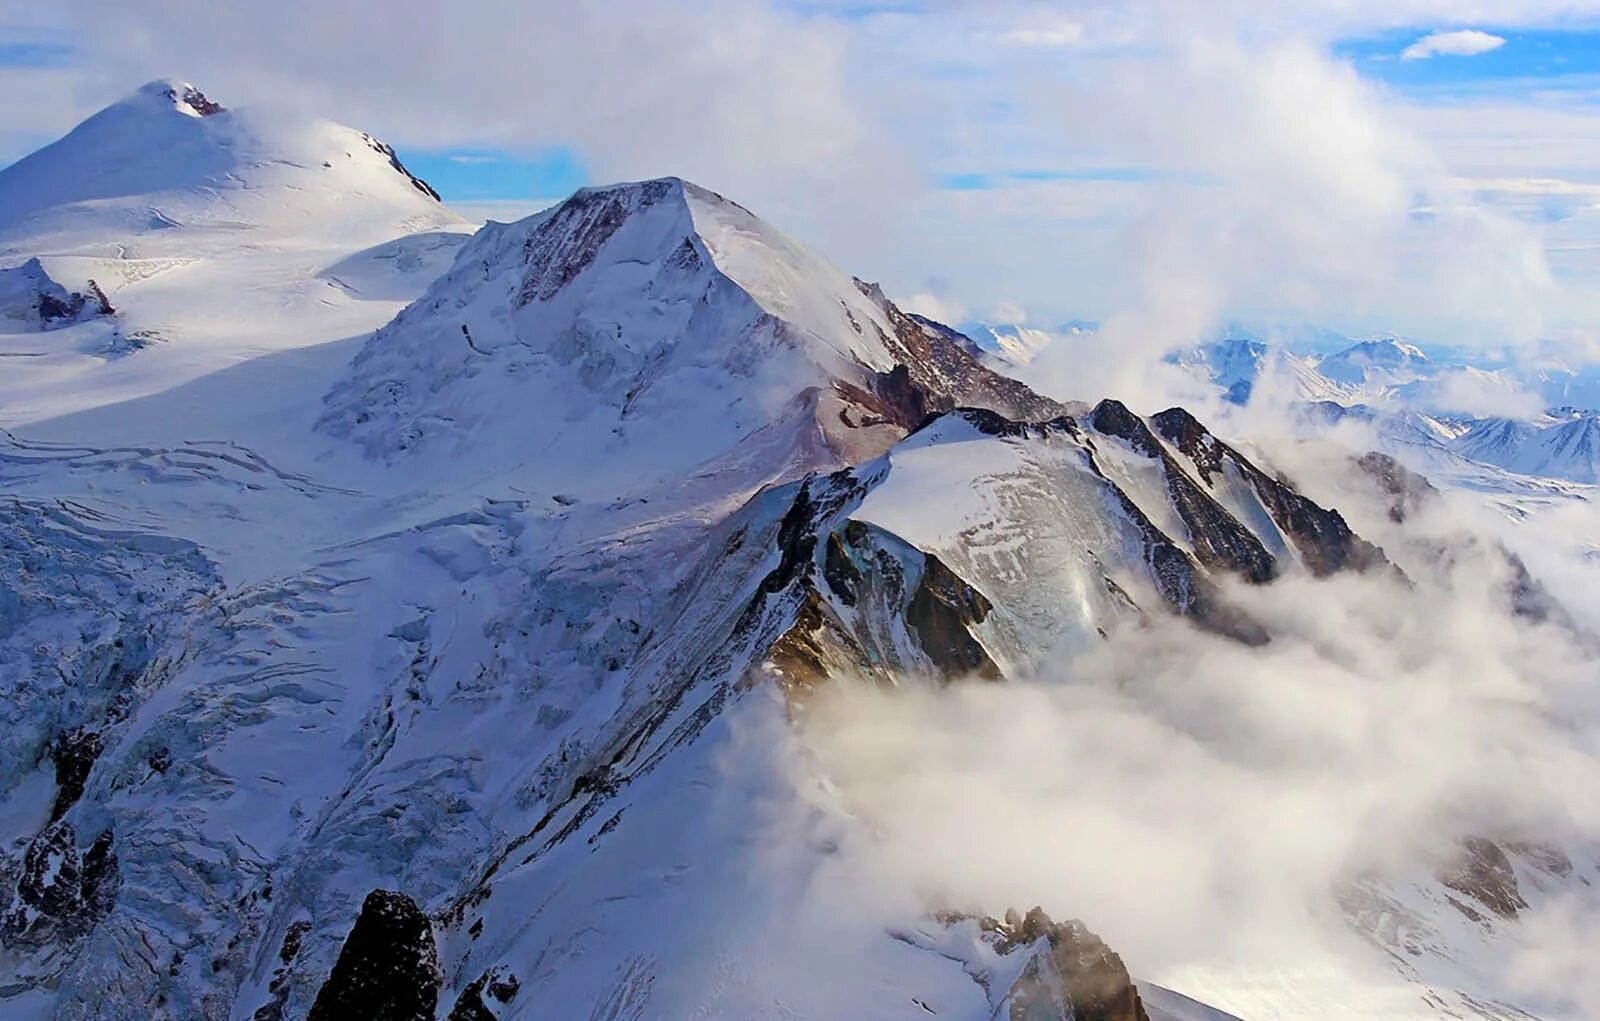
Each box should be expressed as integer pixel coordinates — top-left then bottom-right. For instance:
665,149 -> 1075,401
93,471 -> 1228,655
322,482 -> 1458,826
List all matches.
1402,28 -> 1507,60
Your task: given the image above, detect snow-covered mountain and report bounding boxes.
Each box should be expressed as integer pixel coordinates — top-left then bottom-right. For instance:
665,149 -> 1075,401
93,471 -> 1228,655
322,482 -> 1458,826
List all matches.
0,79 -> 469,426
0,79 -> 452,248
320,177 -> 1062,484
0,81 -> 1594,1021
1453,410 -> 1600,483
1314,336 -> 1430,387
1171,335 -> 1600,484
1170,336 -> 1354,405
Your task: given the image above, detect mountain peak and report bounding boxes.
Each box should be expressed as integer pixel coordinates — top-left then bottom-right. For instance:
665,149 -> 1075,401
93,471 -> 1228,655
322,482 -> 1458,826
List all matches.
1334,336 -> 1427,364
130,79 -> 226,118
0,77 -> 458,243
322,176 -> 1063,480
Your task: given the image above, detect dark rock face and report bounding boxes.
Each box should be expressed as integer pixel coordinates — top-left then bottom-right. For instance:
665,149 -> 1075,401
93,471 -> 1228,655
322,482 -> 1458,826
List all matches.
977,907 -> 1150,1021
1503,550 -> 1569,625
50,727 -> 103,822
12,257 -> 114,328
856,282 -> 1068,426
1439,837 -> 1528,922
823,530 -> 864,607
834,363 -> 943,433
158,82 -> 225,116
748,477 -> 1002,690
1250,477 -> 1386,577
1097,402 -> 1278,585
1151,405 -> 1388,577
446,967 -> 521,1021
906,554 -> 1000,680
1,822 -> 118,947
251,920 -> 313,1021
1353,451 -> 1435,524
307,890 -> 442,1021
516,180 -> 679,306
180,85 -> 225,116
1070,407 -> 1270,645
36,288 -> 82,323
764,588 -> 858,693
761,478 -> 825,597
37,281 -> 112,324
948,406 -> 1081,441
1149,406 -> 1223,482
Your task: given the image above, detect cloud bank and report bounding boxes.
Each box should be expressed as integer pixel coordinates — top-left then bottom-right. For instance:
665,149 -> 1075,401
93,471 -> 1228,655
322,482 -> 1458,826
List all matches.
762,455 -> 1600,1017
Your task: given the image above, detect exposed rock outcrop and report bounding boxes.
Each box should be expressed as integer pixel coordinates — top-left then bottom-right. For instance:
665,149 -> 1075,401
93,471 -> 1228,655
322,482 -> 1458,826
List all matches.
1438,837 -> 1528,922
1354,451 -> 1435,524
307,890 -> 441,1021
1096,401 -> 1278,584
0,257 -> 114,329
446,966 -> 521,1021
977,907 -> 1150,1021
49,727 -> 103,822
1152,406 -> 1388,576
361,133 -> 443,202
1,822 -> 118,947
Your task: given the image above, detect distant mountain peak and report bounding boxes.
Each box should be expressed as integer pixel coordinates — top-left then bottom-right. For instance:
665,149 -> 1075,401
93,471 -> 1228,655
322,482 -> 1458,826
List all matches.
1330,335 -> 1428,365
0,77 -> 459,243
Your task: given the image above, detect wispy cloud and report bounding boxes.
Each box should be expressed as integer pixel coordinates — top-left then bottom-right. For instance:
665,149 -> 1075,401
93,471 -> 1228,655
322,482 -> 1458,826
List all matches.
996,18 -> 1085,48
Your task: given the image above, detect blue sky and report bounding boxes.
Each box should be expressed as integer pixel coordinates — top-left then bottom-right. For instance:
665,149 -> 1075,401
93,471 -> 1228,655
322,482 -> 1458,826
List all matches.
1338,26 -> 1600,93
396,147 -> 587,207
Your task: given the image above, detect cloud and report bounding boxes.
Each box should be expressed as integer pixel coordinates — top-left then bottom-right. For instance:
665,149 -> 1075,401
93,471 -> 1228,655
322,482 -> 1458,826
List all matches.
901,291 -> 968,325
763,461 -> 1600,1012
38,0 -> 916,262
1402,28 -> 1507,60
989,298 -> 1029,324
1388,365 -> 1546,417
996,18 -> 1086,48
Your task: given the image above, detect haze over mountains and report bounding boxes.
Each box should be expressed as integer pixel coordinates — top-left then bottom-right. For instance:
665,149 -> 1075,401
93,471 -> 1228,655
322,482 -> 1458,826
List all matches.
0,80 -> 1597,1021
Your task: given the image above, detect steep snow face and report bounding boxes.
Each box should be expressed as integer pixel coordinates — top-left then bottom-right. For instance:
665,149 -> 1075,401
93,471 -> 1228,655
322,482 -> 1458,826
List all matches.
1453,412 -> 1600,483
0,80 -> 470,428
322,177 -> 1060,493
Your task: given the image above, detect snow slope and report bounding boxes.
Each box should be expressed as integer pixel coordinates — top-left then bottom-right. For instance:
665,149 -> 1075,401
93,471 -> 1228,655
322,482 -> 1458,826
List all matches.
0,79 -> 469,428
1452,411 -> 1600,483
321,176 -> 1061,494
